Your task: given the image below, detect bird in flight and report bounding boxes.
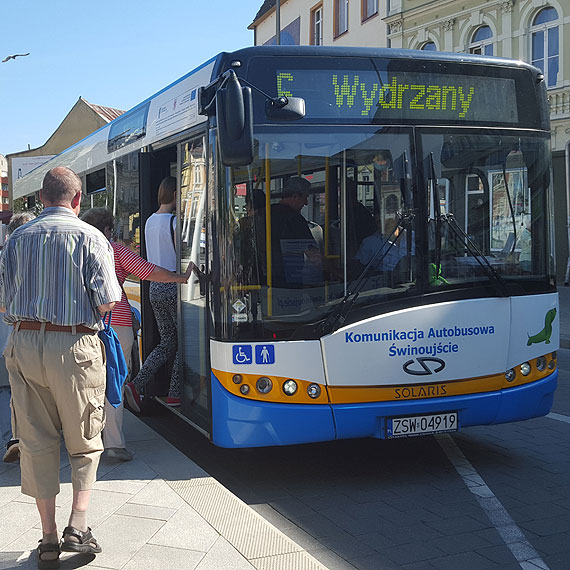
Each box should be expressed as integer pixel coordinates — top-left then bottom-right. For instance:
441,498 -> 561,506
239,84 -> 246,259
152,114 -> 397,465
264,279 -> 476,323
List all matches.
2,53 -> 30,63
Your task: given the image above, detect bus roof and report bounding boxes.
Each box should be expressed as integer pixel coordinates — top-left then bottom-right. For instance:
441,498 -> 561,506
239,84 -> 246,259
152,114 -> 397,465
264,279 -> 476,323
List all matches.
13,46 -> 542,200
216,45 -> 539,74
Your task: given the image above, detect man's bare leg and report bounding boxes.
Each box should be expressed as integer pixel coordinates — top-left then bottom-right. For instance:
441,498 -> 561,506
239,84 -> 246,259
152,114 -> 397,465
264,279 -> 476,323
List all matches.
36,497 -> 59,561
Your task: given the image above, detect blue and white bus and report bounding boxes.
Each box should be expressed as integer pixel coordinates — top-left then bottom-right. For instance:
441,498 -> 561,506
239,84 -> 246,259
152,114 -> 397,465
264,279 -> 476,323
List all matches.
14,46 -> 558,447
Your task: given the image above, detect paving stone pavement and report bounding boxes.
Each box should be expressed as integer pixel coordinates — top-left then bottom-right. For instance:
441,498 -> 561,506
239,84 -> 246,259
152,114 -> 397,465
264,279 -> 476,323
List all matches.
0,412 -> 329,570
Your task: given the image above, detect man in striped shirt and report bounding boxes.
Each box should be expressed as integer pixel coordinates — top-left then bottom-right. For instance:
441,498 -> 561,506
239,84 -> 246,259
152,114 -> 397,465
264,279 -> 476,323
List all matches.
0,167 -> 121,567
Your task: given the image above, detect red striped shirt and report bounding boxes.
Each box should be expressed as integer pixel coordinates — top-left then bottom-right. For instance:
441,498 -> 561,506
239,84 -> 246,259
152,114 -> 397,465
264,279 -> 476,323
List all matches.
110,242 -> 156,328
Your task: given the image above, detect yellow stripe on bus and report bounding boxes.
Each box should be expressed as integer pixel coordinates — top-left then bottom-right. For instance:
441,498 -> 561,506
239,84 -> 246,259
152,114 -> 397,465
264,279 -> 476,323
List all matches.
328,355 -> 555,403
214,355 -> 555,405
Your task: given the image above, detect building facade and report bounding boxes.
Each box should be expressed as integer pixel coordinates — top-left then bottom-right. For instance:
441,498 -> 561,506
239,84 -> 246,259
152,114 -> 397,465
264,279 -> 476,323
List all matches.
250,0 -> 570,281
0,155 -> 8,216
250,0 -> 387,47
6,97 -> 123,208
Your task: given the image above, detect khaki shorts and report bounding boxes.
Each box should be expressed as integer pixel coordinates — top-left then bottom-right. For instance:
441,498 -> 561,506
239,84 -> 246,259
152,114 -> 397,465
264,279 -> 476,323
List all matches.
6,327 -> 106,499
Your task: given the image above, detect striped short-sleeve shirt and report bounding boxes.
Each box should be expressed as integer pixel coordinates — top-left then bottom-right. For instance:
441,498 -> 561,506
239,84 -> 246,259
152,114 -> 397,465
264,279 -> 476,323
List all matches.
110,241 -> 156,328
0,207 -> 122,331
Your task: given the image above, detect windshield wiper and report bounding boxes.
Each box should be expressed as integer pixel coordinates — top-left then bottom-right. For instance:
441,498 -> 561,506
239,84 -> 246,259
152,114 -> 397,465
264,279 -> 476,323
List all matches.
443,213 -> 509,296
317,209 -> 415,335
428,153 -> 443,280
427,153 -> 509,297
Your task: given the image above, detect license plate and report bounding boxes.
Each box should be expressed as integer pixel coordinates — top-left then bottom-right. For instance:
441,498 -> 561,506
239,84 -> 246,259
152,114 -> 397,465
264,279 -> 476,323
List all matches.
386,412 -> 458,438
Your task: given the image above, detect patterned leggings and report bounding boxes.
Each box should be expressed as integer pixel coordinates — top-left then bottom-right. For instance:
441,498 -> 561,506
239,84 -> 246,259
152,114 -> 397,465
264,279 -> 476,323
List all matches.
133,282 -> 180,398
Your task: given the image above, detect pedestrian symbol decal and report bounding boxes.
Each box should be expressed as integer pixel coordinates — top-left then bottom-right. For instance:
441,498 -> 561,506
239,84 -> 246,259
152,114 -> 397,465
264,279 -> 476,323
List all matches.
233,345 -> 252,364
255,345 -> 275,364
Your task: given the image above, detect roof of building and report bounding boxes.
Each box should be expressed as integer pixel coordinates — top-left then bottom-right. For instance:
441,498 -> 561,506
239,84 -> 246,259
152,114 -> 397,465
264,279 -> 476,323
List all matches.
251,0 -> 276,26
6,97 -> 125,160
82,98 -> 124,122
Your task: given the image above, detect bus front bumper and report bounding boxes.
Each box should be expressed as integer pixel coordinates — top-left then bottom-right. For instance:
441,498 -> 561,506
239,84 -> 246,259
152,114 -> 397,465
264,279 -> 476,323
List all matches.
210,371 -> 557,448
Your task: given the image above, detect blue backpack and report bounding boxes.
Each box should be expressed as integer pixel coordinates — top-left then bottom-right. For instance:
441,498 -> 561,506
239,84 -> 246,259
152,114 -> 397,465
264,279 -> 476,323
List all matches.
99,312 -> 128,408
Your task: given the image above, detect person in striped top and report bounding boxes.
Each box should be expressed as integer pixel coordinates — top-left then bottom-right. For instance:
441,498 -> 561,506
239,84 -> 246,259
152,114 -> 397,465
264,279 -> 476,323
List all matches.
0,167 -> 121,566
81,208 -> 195,462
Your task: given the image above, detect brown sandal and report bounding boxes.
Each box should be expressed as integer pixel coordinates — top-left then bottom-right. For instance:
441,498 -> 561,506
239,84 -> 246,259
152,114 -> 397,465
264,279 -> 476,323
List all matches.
36,540 -> 61,569
60,526 -> 102,554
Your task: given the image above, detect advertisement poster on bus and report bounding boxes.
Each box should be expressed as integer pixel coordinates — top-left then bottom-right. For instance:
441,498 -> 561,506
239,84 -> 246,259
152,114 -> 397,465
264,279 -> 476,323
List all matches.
11,155 -> 55,187
145,61 -> 216,144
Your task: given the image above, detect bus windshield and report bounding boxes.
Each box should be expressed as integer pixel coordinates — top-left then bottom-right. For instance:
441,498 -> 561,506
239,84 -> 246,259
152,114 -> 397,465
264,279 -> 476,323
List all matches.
422,131 -> 552,293
214,125 -> 553,341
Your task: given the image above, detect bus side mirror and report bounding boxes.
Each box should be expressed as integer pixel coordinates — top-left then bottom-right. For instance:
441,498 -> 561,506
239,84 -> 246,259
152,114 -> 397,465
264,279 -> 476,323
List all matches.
265,97 -> 306,121
216,73 -> 254,166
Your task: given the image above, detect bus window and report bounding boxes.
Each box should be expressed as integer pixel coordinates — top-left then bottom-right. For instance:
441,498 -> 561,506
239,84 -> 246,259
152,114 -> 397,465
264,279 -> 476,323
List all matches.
218,127 -> 417,339
423,132 -> 550,289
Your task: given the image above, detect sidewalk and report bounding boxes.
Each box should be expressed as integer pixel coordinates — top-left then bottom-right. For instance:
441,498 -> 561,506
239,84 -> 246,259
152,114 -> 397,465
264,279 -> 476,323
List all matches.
0,413 -> 329,570
558,285 -> 570,349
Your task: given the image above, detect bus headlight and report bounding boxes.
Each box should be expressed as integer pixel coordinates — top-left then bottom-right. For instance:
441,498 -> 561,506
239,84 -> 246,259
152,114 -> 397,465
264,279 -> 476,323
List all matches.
256,377 -> 273,394
505,369 -> 516,382
536,357 -> 546,371
520,362 -> 531,376
240,384 -> 250,395
307,383 -> 321,399
548,359 -> 556,370
282,379 -> 298,396
232,374 -> 243,384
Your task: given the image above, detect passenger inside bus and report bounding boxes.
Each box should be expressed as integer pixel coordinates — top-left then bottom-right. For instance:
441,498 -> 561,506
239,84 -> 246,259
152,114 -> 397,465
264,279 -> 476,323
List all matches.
269,176 -> 322,288
372,150 -> 392,175
354,217 -> 414,285
346,177 -> 377,259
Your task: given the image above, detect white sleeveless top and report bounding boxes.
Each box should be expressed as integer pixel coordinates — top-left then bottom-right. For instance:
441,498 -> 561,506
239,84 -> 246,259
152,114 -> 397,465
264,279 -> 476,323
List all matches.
145,213 -> 176,271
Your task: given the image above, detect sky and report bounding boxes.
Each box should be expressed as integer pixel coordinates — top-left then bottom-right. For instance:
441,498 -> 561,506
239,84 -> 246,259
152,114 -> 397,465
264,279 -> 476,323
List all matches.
0,0 -> 263,157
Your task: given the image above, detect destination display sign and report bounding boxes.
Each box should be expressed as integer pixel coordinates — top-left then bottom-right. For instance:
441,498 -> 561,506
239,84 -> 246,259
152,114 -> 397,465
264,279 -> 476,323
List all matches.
275,69 -> 518,124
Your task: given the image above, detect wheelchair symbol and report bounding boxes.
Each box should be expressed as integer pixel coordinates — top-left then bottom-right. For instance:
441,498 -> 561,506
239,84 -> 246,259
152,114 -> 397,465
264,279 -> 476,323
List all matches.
233,345 -> 252,364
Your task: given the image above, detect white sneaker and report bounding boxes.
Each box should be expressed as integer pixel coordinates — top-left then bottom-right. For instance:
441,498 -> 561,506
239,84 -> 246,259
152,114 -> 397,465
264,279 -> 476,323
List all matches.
106,447 -> 133,461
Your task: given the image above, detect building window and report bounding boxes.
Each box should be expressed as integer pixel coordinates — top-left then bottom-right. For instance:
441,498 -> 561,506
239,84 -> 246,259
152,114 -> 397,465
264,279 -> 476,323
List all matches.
421,41 -> 436,51
362,0 -> 378,22
469,25 -> 493,56
335,0 -> 349,38
311,4 -> 323,45
531,7 -> 559,87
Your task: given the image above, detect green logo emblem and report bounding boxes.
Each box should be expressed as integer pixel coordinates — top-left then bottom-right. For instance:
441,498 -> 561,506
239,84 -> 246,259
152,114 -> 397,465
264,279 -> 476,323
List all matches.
527,308 -> 557,346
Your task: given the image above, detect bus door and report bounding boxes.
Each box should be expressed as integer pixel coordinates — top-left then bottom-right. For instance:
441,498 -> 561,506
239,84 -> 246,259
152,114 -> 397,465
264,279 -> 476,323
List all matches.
177,136 -> 210,434
139,147 -> 176,398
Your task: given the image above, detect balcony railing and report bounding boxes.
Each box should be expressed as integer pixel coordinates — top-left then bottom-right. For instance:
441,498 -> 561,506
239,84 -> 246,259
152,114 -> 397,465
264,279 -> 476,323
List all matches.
548,86 -> 570,119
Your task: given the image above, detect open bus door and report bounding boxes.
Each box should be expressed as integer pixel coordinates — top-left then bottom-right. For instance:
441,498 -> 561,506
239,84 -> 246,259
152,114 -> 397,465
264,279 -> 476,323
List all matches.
177,136 -> 211,436
138,140 -> 211,437
138,148 -> 175,404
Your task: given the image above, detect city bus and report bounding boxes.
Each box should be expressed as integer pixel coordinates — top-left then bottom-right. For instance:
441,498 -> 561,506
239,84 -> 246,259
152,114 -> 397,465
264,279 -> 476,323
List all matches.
13,46 -> 559,447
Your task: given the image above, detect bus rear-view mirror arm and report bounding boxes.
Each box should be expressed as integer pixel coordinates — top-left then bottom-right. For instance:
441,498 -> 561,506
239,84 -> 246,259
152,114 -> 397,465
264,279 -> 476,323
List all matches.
198,70 -> 305,167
